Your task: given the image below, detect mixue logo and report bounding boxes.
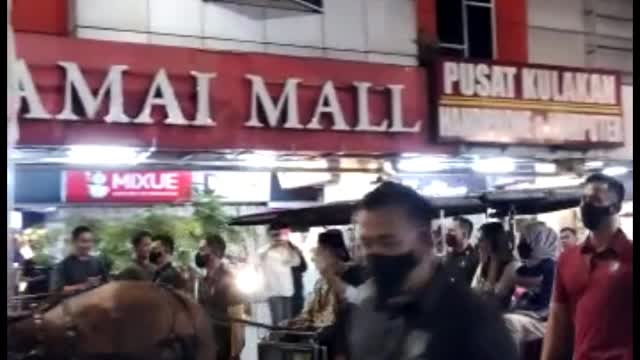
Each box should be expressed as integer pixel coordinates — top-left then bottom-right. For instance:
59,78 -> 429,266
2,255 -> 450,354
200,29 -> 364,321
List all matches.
84,171 -> 180,199
111,172 -> 179,191
86,171 -> 110,199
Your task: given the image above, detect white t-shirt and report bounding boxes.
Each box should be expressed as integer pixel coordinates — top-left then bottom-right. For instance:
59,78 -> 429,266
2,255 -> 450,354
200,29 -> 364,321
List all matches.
260,245 -> 301,298
344,280 -> 374,305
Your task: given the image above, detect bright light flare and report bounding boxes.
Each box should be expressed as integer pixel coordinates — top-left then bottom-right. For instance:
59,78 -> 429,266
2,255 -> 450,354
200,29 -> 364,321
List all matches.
471,157 -> 516,174
397,156 -> 448,172
65,145 -> 149,166
534,162 -> 557,174
602,166 -> 630,177
234,264 -> 264,295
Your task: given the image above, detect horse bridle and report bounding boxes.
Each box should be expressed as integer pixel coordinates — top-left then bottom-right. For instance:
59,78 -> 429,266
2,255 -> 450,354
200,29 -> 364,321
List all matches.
17,296 -> 79,360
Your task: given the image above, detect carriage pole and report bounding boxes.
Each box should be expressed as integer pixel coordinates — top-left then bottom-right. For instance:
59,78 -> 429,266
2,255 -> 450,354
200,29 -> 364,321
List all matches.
7,0 -> 19,304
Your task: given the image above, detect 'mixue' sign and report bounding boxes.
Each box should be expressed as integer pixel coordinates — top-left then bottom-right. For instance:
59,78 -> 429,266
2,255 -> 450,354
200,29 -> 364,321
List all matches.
65,170 -> 193,203
434,59 -> 624,148
15,33 -> 440,154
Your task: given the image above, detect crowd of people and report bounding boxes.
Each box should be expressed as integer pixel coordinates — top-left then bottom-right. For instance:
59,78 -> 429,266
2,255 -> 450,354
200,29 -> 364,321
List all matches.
28,172 -> 632,360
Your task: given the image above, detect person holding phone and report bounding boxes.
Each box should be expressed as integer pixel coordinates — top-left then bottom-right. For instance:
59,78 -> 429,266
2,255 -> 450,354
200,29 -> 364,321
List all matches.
50,226 -> 109,296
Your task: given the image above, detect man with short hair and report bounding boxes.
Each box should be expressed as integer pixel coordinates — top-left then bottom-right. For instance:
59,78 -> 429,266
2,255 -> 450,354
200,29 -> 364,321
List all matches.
542,174 -> 633,360
50,226 -> 109,295
118,230 -> 155,281
196,234 -> 245,360
443,216 -> 479,286
558,227 -> 579,253
347,182 -> 517,360
151,234 -> 186,291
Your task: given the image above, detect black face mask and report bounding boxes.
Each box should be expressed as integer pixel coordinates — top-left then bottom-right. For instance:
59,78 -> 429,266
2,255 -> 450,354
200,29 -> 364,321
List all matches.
445,234 -> 458,248
194,253 -> 210,268
367,252 -> 418,308
149,250 -> 163,265
517,241 -> 532,260
581,203 -> 613,231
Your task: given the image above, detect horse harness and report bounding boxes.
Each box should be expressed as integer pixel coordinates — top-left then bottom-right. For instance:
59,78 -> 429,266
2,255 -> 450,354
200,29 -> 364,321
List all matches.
16,284 -> 198,360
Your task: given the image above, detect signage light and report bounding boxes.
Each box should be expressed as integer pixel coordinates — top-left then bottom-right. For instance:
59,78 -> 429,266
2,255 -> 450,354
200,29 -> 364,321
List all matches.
471,157 -> 516,174
65,146 -> 150,166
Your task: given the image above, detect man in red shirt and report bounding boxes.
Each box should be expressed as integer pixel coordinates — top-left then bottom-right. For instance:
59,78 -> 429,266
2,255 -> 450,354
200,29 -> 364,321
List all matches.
541,173 -> 633,360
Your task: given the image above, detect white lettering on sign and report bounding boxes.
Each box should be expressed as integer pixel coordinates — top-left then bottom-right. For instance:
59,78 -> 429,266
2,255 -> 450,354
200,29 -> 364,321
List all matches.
442,61 -> 618,105
353,82 -> 388,132
521,68 -> 616,104
307,81 -> 350,131
112,173 -> 179,191
15,59 -> 50,119
15,61 -> 421,134
56,62 -> 130,123
245,74 -> 421,132
443,62 -> 518,98
245,74 -> 303,129
438,106 -> 623,144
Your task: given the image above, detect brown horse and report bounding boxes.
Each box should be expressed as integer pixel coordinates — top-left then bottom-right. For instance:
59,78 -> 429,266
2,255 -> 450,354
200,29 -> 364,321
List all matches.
7,281 -> 216,360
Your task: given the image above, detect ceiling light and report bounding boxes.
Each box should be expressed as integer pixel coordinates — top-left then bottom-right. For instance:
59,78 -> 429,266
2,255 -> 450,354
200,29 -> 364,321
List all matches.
66,145 -> 150,166
585,161 -> 605,169
237,151 -> 279,168
397,156 -> 448,172
534,162 -> 557,174
602,166 -> 630,177
419,180 -> 468,197
471,157 -> 516,174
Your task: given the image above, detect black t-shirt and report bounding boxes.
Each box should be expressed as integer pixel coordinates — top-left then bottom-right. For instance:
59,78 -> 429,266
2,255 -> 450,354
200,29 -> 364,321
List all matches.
442,245 -> 479,286
51,255 -> 109,291
153,263 -> 186,290
348,265 -> 518,360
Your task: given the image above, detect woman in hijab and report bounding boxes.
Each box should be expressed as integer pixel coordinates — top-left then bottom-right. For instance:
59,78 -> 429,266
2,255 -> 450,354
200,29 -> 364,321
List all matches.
504,221 -> 559,352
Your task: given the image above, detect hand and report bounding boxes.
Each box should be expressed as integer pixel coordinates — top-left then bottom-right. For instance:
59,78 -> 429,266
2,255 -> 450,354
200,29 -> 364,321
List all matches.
63,283 -> 88,294
487,259 -> 499,286
403,255 -> 438,293
478,247 -> 488,264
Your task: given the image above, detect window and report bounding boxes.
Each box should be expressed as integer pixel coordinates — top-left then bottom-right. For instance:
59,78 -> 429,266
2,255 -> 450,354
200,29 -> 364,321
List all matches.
204,0 -> 323,13
436,0 -> 495,59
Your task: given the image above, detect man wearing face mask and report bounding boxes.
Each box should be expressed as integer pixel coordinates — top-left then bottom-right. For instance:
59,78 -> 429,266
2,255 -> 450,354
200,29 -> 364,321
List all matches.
151,234 -> 187,291
348,182 -> 518,360
196,234 -> 245,360
118,230 -> 155,281
542,174 -> 633,360
442,216 -> 479,286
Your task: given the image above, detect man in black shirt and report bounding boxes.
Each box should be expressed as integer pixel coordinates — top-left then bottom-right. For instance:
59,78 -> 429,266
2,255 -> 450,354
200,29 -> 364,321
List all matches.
348,182 -> 517,360
50,226 -> 109,296
443,216 -> 479,286
151,234 -> 186,291
118,230 -> 155,281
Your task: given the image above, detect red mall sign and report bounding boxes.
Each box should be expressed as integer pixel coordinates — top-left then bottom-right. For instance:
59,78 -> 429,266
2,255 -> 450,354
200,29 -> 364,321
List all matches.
66,171 -> 193,203
15,33 -> 445,154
